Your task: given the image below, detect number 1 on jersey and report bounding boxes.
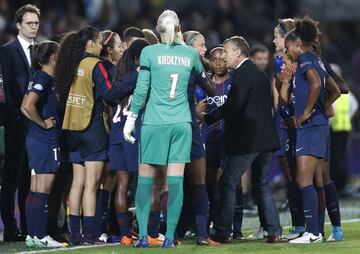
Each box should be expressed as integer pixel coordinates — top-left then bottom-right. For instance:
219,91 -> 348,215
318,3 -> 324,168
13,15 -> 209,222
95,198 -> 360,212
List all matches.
169,73 -> 179,99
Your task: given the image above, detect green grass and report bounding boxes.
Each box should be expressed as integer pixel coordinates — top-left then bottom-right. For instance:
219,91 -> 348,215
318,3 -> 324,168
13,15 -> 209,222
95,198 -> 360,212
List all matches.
10,221 -> 360,254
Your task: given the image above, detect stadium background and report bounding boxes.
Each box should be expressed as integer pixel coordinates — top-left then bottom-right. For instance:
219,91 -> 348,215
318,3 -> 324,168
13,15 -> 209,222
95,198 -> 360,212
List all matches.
0,0 -> 360,252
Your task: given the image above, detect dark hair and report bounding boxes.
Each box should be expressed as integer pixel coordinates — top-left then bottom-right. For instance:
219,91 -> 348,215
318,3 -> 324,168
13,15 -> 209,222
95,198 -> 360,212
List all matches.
286,16 -> 320,47
116,38 -> 150,81
143,29 -> 159,45
122,27 -> 144,43
55,26 -> 100,111
15,4 -> 40,23
223,36 -> 250,57
100,30 -> 120,59
209,45 -> 224,57
32,41 -> 59,71
250,44 -> 268,57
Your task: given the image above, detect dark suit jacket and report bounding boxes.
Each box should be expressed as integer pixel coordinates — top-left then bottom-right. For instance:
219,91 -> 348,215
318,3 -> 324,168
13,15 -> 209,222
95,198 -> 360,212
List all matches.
206,59 -> 280,155
0,38 -> 33,125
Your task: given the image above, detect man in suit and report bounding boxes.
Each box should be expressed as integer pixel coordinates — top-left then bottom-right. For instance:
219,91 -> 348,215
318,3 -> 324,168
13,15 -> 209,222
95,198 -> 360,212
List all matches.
205,36 -> 282,243
0,4 -> 40,241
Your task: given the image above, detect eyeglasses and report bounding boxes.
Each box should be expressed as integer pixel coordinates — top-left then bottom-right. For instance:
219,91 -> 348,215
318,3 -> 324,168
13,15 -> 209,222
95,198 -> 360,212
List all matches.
24,22 -> 40,27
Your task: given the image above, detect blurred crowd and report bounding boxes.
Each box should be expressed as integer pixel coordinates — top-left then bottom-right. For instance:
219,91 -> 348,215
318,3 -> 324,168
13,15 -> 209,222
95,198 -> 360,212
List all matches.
0,0 -> 359,87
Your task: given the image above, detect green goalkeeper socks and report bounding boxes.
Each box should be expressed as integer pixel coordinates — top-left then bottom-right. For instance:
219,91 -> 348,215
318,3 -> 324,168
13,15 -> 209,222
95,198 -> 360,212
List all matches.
135,176 -> 154,238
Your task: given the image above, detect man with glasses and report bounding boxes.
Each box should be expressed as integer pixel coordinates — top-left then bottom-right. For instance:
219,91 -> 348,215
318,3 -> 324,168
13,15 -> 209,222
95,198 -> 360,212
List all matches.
0,4 -> 40,241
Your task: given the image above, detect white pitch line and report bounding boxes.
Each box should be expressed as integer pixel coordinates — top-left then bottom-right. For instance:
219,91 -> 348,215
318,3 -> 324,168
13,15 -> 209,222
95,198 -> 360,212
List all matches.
17,218 -> 360,254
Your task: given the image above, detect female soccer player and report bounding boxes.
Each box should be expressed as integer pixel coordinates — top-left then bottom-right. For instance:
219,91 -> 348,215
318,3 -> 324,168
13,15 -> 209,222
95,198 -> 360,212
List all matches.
123,10 -> 204,248
282,17 -> 339,244
178,30 -> 219,246
21,41 -> 65,248
94,30 -> 124,243
55,26 -> 133,245
109,39 -> 150,245
273,18 -> 306,241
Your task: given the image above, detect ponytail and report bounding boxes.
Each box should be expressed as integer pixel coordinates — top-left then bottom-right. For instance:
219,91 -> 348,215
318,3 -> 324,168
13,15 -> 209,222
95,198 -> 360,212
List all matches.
156,10 -> 181,45
55,26 -> 100,112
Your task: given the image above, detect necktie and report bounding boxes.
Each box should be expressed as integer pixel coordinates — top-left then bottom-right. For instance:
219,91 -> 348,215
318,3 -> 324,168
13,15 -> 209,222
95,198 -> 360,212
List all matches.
28,44 -> 33,66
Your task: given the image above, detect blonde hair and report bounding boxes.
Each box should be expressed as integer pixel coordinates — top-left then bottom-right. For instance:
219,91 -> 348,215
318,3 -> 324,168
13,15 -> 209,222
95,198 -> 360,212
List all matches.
277,18 -> 295,38
156,10 -> 182,45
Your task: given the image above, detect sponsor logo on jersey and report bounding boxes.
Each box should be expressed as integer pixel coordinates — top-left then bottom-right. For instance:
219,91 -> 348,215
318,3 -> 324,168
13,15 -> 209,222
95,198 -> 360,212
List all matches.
157,55 -> 191,67
207,95 -> 227,107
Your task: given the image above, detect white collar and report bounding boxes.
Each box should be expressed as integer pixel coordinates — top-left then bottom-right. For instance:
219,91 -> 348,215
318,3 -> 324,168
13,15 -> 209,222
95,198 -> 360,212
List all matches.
235,58 -> 249,69
17,34 -> 34,51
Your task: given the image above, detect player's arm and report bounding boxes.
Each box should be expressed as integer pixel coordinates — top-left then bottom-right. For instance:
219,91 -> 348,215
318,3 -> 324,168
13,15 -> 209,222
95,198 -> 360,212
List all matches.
276,62 -> 296,106
197,71 -> 215,97
324,62 -> 349,94
93,62 -> 137,104
297,69 -> 321,126
21,91 -> 55,129
325,76 -> 341,109
129,49 -> 151,115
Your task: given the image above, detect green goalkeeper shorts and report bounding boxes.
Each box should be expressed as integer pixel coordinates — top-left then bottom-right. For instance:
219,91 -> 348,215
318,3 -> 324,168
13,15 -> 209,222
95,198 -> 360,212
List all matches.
139,122 -> 192,165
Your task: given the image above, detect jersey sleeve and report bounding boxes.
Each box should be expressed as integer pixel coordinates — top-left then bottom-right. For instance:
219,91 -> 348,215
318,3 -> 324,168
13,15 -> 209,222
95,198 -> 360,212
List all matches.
93,62 -> 137,103
28,73 -> 47,96
298,54 -> 316,75
129,47 -> 151,115
192,51 -> 204,76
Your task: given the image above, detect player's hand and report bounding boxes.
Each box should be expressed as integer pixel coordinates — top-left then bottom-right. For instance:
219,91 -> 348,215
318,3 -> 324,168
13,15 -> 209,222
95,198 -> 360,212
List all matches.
284,116 -> 296,129
196,98 -> 208,113
296,109 -> 315,128
277,62 -> 296,85
123,112 -> 137,144
44,117 -> 56,129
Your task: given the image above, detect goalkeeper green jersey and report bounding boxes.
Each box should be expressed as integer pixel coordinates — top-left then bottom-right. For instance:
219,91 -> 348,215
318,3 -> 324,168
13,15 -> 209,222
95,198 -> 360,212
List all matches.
130,42 -> 204,125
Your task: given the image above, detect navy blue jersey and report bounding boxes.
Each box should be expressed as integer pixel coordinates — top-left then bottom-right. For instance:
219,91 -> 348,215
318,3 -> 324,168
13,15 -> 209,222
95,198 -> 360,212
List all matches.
187,71 -> 208,127
102,60 -> 116,82
201,77 -> 231,143
293,51 -> 329,128
109,70 -> 142,145
27,70 -> 60,142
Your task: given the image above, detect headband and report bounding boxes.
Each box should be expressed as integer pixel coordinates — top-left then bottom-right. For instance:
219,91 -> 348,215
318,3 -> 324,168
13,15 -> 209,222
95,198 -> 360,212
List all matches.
103,32 -> 114,46
209,46 -> 223,56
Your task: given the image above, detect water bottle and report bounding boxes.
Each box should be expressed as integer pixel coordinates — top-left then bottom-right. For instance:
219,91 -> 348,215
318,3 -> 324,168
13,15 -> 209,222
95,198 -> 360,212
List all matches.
275,55 -> 283,74
195,86 -> 206,102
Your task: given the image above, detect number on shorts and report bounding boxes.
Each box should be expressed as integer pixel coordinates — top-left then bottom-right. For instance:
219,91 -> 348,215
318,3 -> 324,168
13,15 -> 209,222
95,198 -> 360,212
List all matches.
169,73 -> 179,99
53,148 -> 59,161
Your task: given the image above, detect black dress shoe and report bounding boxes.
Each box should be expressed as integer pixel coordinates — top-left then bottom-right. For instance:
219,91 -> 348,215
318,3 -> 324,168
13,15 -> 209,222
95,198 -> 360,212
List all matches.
3,231 -> 26,241
233,231 -> 244,240
266,235 -> 282,243
212,234 -> 232,243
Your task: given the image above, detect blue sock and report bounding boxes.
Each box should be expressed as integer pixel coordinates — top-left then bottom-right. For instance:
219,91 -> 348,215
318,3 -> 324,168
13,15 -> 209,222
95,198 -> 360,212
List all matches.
69,215 -> 81,244
301,185 -> 319,235
95,189 -> 110,237
31,192 -> 49,239
289,182 -> 306,228
83,216 -> 95,242
233,188 -> 244,234
316,186 -> 326,235
325,182 -> 341,227
148,211 -> 161,238
192,184 -> 209,239
117,212 -> 131,237
25,192 -> 35,237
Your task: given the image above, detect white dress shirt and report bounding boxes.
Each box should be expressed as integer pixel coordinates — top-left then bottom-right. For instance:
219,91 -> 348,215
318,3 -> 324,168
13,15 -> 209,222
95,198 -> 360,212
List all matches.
235,57 -> 249,69
17,35 -> 34,66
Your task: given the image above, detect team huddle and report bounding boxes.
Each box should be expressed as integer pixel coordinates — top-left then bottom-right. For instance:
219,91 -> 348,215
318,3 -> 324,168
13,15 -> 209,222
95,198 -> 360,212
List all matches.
0,3 -> 347,250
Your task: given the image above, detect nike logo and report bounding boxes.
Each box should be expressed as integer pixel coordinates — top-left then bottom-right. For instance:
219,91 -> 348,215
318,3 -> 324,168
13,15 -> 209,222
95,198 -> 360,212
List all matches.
296,147 -> 303,152
309,236 -> 321,243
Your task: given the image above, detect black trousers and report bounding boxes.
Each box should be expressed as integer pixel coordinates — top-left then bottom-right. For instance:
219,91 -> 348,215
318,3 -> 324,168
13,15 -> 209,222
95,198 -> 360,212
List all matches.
330,130 -> 350,191
0,117 -> 30,234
